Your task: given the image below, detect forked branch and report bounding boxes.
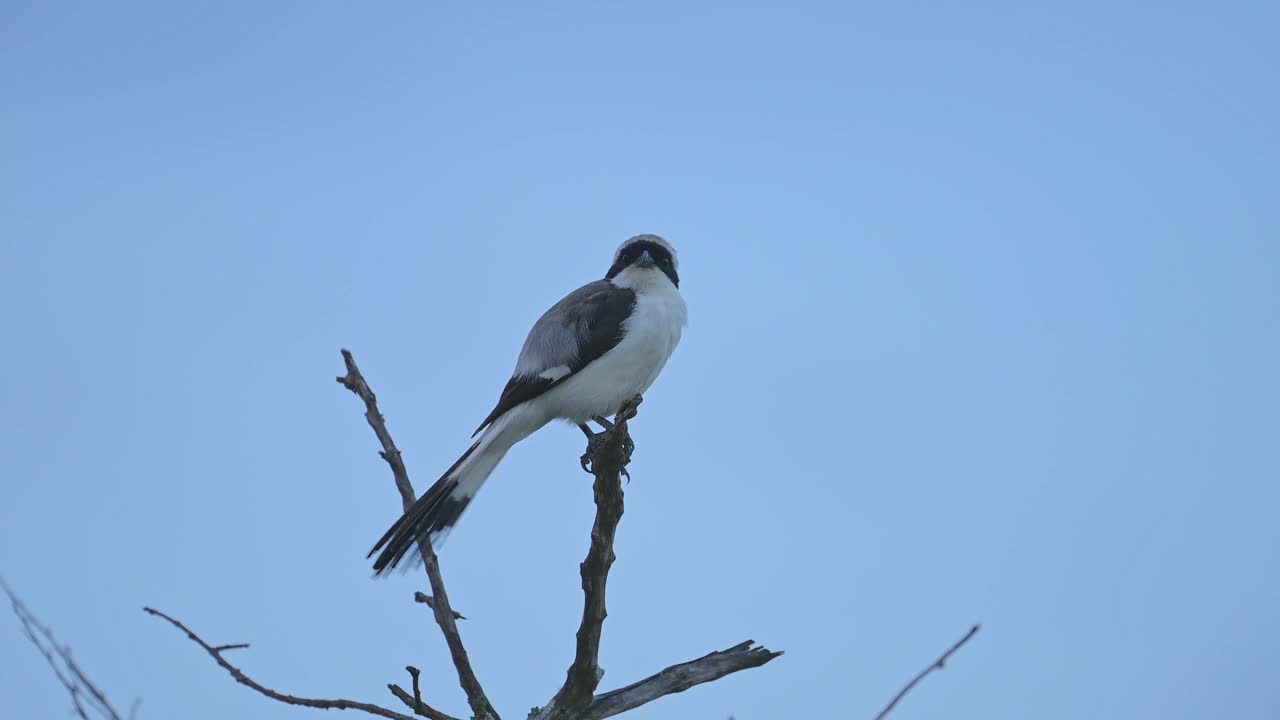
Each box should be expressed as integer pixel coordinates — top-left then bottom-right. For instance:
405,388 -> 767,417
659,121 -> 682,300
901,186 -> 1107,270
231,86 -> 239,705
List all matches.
337,349 -> 498,720
142,606 -> 431,720
16,347 -> 979,720
3,578 -> 131,720
533,397 -> 782,720
139,349 -> 781,720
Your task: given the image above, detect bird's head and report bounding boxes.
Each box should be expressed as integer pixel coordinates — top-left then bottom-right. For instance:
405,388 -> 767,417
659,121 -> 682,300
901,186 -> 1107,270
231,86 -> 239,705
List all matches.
606,234 -> 680,289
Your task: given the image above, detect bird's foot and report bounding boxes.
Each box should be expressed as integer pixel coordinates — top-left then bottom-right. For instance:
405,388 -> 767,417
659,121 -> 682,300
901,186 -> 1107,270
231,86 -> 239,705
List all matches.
577,416 -> 636,479
579,427 -> 609,474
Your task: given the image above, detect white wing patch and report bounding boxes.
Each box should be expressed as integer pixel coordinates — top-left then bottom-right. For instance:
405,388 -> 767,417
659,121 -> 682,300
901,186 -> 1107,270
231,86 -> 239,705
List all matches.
538,365 -> 572,381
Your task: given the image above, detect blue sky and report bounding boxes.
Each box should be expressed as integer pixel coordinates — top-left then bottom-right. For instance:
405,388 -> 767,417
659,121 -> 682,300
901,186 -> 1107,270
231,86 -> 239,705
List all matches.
2,2 -> 1277,718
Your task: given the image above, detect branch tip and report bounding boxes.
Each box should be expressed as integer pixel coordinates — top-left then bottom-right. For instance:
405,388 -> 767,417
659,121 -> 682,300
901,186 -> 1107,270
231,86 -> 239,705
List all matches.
212,643 -> 250,652
874,623 -> 981,720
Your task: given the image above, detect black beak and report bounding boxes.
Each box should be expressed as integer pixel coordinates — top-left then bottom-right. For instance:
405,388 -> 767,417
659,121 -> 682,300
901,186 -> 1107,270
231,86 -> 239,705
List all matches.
635,249 -> 656,268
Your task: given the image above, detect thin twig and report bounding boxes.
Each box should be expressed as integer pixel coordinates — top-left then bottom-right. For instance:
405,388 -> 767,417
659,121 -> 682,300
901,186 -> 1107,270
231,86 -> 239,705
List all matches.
875,624 -> 981,720
337,349 -> 499,720
143,606 -> 430,720
3,577 -> 125,720
414,591 -> 465,620
407,666 -> 422,705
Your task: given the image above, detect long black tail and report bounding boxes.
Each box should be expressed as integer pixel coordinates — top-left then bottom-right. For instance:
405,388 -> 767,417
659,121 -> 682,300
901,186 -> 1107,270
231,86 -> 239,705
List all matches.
368,440 -> 480,574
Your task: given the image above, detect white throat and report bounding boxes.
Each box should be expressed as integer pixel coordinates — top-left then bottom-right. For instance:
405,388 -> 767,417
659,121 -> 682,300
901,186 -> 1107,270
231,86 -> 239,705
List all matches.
610,266 -> 678,295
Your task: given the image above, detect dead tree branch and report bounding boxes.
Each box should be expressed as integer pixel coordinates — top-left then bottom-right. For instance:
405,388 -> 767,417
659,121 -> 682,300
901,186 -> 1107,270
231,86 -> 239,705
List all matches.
580,641 -> 783,720
875,624 -> 981,720
142,606 -> 433,720
541,396 -> 641,718
337,350 -> 781,719
532,396 -> 782,720
337,348 -> 498,720
139,348 -> 777,720
12,344 -> 972,720
3,578 -> 130,720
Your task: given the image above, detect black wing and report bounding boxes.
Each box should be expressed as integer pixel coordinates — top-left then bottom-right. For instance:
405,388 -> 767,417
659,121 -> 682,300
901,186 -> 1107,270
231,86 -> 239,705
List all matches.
471,280 -> 636,436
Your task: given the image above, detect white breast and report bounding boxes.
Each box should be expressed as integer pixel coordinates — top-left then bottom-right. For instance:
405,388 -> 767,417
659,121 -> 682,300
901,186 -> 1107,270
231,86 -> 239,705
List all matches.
540,272 -> 687,423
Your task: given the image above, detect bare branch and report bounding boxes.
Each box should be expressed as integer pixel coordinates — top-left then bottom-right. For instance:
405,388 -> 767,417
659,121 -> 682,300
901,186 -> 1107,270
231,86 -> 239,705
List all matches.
537,396 -> 641,719
140,348 -> 775,720
142,606 -> 425,720
875,624 -> 981,720
337,348 -> 499,720
580,641 -> 783,720
3,577 -> 128,720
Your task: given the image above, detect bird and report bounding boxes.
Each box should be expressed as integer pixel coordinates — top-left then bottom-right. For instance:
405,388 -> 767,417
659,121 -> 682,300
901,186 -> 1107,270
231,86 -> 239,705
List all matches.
369,234 -> 687,574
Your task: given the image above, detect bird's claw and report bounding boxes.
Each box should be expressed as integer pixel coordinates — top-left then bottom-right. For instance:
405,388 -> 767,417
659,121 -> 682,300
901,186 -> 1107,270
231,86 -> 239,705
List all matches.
579,396 -> 641,476
580,430 -> 609,474
579,425 -> 635,478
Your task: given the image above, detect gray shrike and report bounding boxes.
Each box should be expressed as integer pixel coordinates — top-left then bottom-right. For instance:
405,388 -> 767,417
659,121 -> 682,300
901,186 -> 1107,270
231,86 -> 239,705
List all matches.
370,234 -> 687,573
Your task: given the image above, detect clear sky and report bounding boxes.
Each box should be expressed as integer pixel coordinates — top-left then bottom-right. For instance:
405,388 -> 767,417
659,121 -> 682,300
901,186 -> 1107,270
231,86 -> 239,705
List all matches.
2,2 -> 1277,719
